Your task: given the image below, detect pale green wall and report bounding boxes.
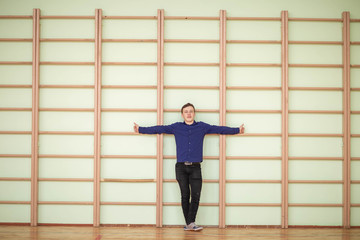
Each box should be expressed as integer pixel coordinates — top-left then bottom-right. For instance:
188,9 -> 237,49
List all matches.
0,0 -> 360,226
0,0 -> 359,18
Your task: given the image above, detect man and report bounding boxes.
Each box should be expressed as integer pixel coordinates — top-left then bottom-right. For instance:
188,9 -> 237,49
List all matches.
134,103 -> 245,231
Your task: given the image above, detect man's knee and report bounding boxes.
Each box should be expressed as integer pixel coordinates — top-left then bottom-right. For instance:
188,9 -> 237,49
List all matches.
181,193 -> 190,202
191,191 -> 201,202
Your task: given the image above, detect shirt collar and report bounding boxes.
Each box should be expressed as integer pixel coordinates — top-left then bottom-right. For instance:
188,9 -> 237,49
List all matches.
183,120 -> 197,126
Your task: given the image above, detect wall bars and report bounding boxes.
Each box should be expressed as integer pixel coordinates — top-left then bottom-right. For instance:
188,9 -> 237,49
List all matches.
0,9 -> 359,228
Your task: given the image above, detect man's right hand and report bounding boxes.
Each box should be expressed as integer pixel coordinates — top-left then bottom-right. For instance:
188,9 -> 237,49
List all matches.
133,122 -> 139,133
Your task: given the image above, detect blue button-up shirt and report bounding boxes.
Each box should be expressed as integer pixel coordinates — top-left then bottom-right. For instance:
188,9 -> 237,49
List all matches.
139,121 -> 239,163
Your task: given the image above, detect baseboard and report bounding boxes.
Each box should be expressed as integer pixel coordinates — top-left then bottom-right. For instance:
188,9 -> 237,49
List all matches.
0,223 -> 358,228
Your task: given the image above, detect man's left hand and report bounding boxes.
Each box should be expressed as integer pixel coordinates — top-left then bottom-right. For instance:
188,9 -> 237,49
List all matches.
240,124 -> 245,134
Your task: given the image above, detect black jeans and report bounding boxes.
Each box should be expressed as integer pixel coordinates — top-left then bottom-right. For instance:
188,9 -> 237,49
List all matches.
175,162 -> 203,225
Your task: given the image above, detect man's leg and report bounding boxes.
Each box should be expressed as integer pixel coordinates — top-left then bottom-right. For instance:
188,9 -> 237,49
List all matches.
187,164 -> 202,224
175,163 -> 191,224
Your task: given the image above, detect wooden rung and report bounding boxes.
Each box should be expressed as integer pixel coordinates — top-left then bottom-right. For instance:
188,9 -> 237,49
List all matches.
38,178 -> 93,182
0,154 -> 32,158
206,180 -> 219,183
288,157 -> 343,161
38,154 -> 94,158
0,15 -> 32,19
289,87 -> 343,91
103,16 -> 157,20
288,17 -> 342,22
0,38 -> 32,42
289,41 -> 343,45
227,63 -> 281,67
288,204 -> 343,207
0,131 -> 32,135
289,110 -> 343,114
103,39 -> 157,42
226,180 -> 281,183
288,180 -> 343,184
101,155 -> 157,159
0,177 -> 31,181
101,108 -> 157,112
227,110 -> 282,114
165,62 -> 219,66
226,203 -> 281,207
40,85 -> 94,88
0,108 -> 32,111
101,132 -> 137,135
230,133 -> 282,137
165,39 -> 219,43
0,61 -> 32,65
101,202 -> 156,205
39,131 -> 94,135
40,16 -> 94,19
40,61 -> 95,65
40,38 -> 95,42
0,85 -> 32,88
226,156 -> 282,160
38,201 -> 93,205
164,85 -> 219,90
288,133 -> 343,137
101,179 -> 156,183
0,15 -> 33,19
227,17 -> 281,21
227,86 -> 281,90
227,40 -> 281,44
102,85 -> 156,89
0,201 -> 31,204
165,16 -> 219,20
39,108 -> 94,112
289,64 -> 343,68
200,203 -> 219,206
102,62 -> 157,66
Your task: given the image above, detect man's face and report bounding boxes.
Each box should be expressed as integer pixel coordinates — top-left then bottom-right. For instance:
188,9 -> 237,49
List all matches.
181,106 -> 195,124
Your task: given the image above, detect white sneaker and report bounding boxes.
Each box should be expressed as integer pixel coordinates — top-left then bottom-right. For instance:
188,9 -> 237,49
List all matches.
184,222 -> 203,231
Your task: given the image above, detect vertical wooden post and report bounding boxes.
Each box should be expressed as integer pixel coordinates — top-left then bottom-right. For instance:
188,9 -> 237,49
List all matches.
342,11 -> 351,229
281,10 -> 289,229
93,8 -> 102,227
31,8 -> 40,227
219,9 -> 227,229
156,9 -> 165,228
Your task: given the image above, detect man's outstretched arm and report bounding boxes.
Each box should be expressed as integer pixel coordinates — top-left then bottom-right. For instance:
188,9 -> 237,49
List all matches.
134,122 -> 174,135
206,123 -> 245,135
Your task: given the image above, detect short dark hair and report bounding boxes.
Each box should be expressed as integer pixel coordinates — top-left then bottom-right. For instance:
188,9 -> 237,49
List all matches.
181,103 -> 195,113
